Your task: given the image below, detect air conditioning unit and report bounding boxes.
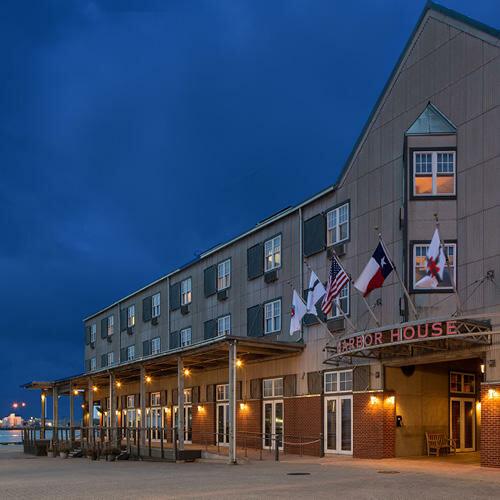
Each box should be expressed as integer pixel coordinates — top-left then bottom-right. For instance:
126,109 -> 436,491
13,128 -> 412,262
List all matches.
106,335 -> 113,343
90,341 -> 96,349
264,269 -> 278,284
151,317 -> 159,325
181,304 -> 190,315
217,289 -> 228,301
327,318 -> 345,333
127,327 -> 134,335
327,243 -> 346,259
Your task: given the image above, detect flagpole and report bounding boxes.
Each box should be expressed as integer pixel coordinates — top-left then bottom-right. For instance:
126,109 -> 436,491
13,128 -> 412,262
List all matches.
376,229 -> 419,320
360,293 -> 380,326
434,214 -> 462,314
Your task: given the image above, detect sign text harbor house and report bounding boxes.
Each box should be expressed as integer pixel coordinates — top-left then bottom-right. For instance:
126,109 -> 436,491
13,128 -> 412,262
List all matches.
24,3 -> 500,467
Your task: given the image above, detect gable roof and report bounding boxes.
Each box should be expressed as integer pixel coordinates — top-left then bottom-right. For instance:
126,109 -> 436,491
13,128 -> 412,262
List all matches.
406,102 -> 456,135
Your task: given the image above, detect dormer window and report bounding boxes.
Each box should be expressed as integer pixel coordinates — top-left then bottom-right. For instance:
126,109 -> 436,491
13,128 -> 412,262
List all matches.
413,150 -> 456,197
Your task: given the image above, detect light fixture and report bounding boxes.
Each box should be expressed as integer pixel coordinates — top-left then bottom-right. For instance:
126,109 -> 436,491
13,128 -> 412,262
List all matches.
385,396 -> 395,405
183,368 -> 191,376
145,376 -> 152,383
92,386 -> 98,392
476,401 -> 481,411
370,395 -> 379,405
197,405 -> 204,412
488,388 -> 497,399
116,381 -> 122,388
41,394 -> 46,401
81,404 -> 85,409
21,402 -> 26,407
239,402 -> 247,411
115,410 -> 119,416
73,389 -> 79,396
236,359 -> 243,368
481,364 -> 485,374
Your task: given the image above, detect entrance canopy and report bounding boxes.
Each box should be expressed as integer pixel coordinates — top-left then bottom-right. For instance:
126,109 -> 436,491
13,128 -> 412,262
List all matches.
23,336 -> 304,393
325,315 -> 493,364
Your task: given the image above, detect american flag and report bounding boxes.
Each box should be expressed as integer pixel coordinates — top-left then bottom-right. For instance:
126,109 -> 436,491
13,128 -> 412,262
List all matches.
321,255 -> 349,315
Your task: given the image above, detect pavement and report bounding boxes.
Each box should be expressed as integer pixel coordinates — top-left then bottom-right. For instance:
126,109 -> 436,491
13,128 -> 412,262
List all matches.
1,445 -> 499,499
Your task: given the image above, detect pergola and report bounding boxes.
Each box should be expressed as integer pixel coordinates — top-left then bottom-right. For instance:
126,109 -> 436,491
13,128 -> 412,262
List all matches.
24,335 -> 304,463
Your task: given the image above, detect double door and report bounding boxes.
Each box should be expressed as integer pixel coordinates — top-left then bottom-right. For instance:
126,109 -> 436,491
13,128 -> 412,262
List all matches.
174,405 -> 192,443
263,400 -> 283,450
324,395 -> 352,454
217,403 -> 229,445
147,407 -> 163,441
450,397 -> 475,452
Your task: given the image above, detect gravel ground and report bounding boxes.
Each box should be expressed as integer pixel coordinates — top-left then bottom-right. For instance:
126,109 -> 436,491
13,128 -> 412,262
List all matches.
1,446 -> 499,499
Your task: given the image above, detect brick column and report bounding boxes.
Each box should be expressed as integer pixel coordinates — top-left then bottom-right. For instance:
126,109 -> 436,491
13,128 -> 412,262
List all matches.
191,402 -> 215,446
353,391 -> 395,459
480,384 -> 500,468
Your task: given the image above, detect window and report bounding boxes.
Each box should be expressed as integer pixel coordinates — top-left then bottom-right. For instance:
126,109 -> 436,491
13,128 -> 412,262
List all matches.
127,395 -> 135,409
107,315 -> 114,336
217,259 -> 231,290
327,283 -> 350,319
263,378 -> 283,398
181,278 -> 192,306
107,351 -> 114,366
324,370 -> 353,393
126,345 -> 135,361
450,372 -> 475,394
216,384 -> 229,401
264,235 -> 281,272
326,203 -> 349,246
413,242 -> 456,289
151,337 -> 161,355
127,305 -> 136,327
217,315 -> 231,336
90,323 -> 96,343
150,392 -> 161,406
180,327 -> 192,347
152,293 -> 161,318
184,388 -> 192,404
90,357 -> 96,371
413,151 -> 456,196
264,299 -> 281,334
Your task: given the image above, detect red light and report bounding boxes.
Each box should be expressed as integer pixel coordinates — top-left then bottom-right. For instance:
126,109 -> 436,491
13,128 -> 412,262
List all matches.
12,402 -> 18,409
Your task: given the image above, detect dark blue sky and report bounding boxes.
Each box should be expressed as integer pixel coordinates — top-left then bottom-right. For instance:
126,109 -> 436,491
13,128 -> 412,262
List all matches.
1,0 -> 499,418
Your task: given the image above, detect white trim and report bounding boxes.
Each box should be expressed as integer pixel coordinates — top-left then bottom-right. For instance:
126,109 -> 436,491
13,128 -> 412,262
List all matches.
262,399 -> 284,451
324,395 -> 353,455
450,397 -> 476,452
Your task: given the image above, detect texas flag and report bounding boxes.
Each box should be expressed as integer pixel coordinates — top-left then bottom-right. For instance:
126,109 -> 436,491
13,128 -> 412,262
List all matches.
354,242 -> 394,297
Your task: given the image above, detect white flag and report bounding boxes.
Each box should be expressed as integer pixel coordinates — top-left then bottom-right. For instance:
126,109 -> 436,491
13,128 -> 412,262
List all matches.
306,270 -> 327,314
415,228 -> 446,289
290,290 -> 308,335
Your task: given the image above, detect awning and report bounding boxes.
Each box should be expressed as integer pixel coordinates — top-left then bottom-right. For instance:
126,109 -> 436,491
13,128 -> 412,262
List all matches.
325,315 -> 494,364
23,336 -> 304,394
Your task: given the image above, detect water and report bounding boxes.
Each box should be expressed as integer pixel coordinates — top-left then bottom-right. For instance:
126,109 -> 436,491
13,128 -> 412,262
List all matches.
0,429 -> 24,444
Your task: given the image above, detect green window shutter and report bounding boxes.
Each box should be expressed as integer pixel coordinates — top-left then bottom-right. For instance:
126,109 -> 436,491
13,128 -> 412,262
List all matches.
204,265 -> 217,297
247,304 -> 263,337
85,359 -> 91,372
85,325 -> 91,345
100,318 -> 107,339
250,378 -> 262,399
237,381 -> 243,400
142,296 -> 152,322
307,371 -> 322,394
120,309 -> 127,331
101,354 -> 107,368
303,214 -> 326,257
247,243 -> 264,280
206,384 -> 215,403
283,374 -> 297,397
143,340 -> 151,357
170,282 -> 181,311
120,347 -> 127,362
169,331 -> 179,349
204,319 -> 217,340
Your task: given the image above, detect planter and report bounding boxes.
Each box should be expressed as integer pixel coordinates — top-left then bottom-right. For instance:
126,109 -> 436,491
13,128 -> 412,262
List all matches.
60,451 -> 69,459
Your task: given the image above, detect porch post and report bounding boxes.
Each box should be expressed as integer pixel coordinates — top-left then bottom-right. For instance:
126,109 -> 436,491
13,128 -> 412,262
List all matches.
69,383 -> 75,445
40,391 -> 46,439
88,378 -> 94,431
177,356 -> 185,451
109,372 -> 116,444
140,365 -> 146,446
52,385 -> 59,440
228,340 -> 237,464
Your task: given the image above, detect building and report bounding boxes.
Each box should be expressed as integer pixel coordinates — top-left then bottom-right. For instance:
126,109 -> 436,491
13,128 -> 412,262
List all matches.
1,414 -> 23,428
25,3 -> 500,467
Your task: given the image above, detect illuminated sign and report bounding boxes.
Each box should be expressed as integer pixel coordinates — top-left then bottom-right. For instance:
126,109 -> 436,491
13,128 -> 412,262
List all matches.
336,320 -> 459,355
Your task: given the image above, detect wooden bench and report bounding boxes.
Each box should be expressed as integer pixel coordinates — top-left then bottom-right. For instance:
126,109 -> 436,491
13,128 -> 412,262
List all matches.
425,432 -> 456,456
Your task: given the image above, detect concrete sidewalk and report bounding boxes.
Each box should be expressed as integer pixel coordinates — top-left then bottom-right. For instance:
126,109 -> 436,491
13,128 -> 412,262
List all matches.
1,446 -> 498,499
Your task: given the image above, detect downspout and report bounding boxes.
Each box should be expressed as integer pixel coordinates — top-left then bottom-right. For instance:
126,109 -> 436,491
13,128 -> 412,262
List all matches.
299,207 -> 304,341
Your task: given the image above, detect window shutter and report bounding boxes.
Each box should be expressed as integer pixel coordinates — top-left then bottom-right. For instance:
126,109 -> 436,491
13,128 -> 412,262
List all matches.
142,296 -> 152,322
247,305 -> 263,337
142,340 -> 151,357
120,348 -> 127,363
206,384 -> 215,403
192,386 -> 200,405
135,394 -> 140,407
250,378 -> 262,399
100,318 -> 107,338
120,309 -> 127,331
85,359 -> 91,372
307,372 -> 323,394
283,374 -> 297,397
172,388 -> 178,404
204,319 -> 217,340
101,354 -> 107,368
169,331 -> 179,349
204,265 -> 217,297
84,325 -> 91,345
170,282 -> 181,311
237,381 -> 243,400
303,214 -> 326,257
161,390 -> 167,406
121,395 -> 127,409
247,243 -> 264,280
146,392 -> 151,407
353,365 -> 370,391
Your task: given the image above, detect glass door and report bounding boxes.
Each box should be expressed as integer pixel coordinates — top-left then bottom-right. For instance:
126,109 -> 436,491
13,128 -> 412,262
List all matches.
149,407 -> 162,441
450,397 -> 475,452
217,403 -> 229,445
262,400 -> 284,450
324,395 -> 352,454
174,406 -> 192,444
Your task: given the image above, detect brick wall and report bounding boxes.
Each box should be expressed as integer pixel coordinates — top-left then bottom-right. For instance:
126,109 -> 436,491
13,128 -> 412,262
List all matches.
192,402 -> 215,446
480,384 -> 500,468
237,400 -> 262,449
284,396 -> 322,456
353,391 -> 395,459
